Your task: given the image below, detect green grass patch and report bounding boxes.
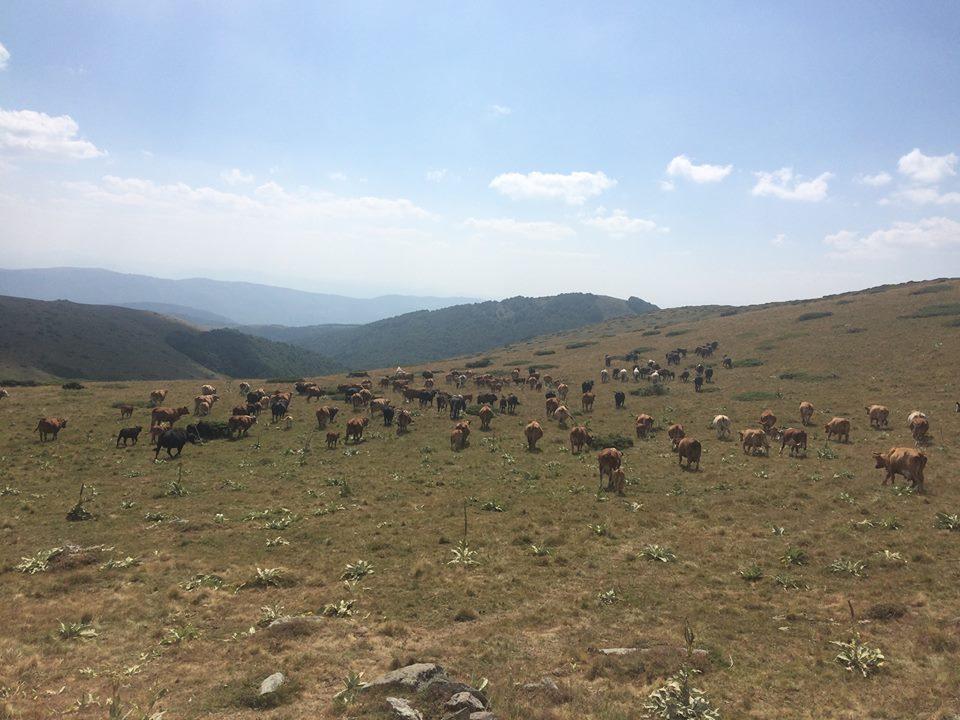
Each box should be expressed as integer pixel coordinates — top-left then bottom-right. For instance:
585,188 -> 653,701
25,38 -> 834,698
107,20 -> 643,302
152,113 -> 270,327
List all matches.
797,311 -> 833,322
588,432 -> 634,451
903,303 -> 960,319
629,385 -> 669,397
641,329 -> 661,336
733,390 -> 779,402
732,358 -> 764,368
465,357 -> 494,368
777,371 -> 840,381
664,329 -> 690,337
909,284 -> 952,296
565,341 -> 597,349
533,349 -> 556,356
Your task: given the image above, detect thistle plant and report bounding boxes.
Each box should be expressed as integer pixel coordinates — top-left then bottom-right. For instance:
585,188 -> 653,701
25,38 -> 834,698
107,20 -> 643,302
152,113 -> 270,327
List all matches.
321,599 -> 355,617
448,539 -> 479,566
641,544 -> 676,563
340,560 -> 374,581
643,669 -> 719,720
597,588 -> 619,605
829,558 -> 867,577
16,547 -> 64,574
58,620 -> 98,640
780,546 -> 808,566
334,671 -> 365,705
530,543 -> 552,557
934,512 -> 960,531
739,564 -> 763,581
832,634 -> 885,677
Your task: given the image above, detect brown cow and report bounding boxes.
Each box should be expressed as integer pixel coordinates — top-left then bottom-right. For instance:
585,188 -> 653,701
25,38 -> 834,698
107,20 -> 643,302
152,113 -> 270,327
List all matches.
777,427 -> 807,456
597,448 -> 623,489
608,467 -> 626,496
525,421 -> 544,451
799,401 -> 815,426
557,383 -> 569,401
569,425 -> 591,454
635,414 -> 654,439
201,384 -> 217,396
825,417 -> 851,443
369,397 -> 391,415
345,416 -> 369,443
118,404 -> 134,419
667,423 -> 685,451
759,410 -> 777,434
151,406 -> 189,427
149,422 -> 171,445
545,397 -> 560,417
909,416 -> 930,445
739,428 -> 769,456
478,404 -> 494,430
677,437 -> 702,470
866,404 -> 889,429
228,414 -> 257,438
194,394 -> 219,416
553,404 -> 573,428
326,431 -> 340,448
396,409 -> 413,434
450,426 -> 466,451
874,447 -> 927,492
149,389 -> 168,406
304,386 -> 325,402
315,406 -> 340,429
581,391 -> 595,412
36,417 -> 67,442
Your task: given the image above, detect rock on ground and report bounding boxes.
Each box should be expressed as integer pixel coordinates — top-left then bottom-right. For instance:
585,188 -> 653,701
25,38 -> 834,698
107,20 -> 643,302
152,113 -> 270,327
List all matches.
258,672 -> 285,696
386,696 -> 424,720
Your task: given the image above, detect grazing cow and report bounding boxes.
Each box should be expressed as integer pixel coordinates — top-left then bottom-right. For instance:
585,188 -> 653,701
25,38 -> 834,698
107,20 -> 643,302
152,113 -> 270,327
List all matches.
228,414 -> 257,438
345,416 -> 369,443
874,447 -> 927,492
693,376 -> 703,392
304,386 -> 326,402
866,404 -> 890,429
0,388 -> 8,399
597,448 -> 623,489
677,437 -> 702,470
556,383 -> 569,401
777,427 -> 807,456
194,394 -> 219,416
247,390 -> 266,406
649,371 -> 660,385
238,382 -> 251,396
600,369 -> 609,384
739,428 -> 769,456
712,414 -> 731,439
369,397 -> 391,415
635,414 -> 654,439
201,384 -> 216,396
581,391 -> 595,412
799,401 -> 815,426
382,405 -> 396,427
825,417 -> 851,443
722,357 -> 732,369
149,389 -> 168,406
705,367 -> 714,383
271,399 -> 289,423
545,397 -> 561,417
315,406 -> 340,429
910,416 -> 930,445
499,397 -> 508,413
118,404 -> 134,419
326,432 -> 340,449
608,467 -> 626,495
436,393 -> 449,413
154,426 -> 200,459
477,392 -> 498,406
614,391 -> 625,409
449,395 -> 467,420
907,410 -> 927,427
619,369 -> 630,383
667,423 -> 686,450
569,425 -> 591,454
524,421 -> 544,451
759,410 -> 777,434
696,363 -> 704,375
116,426 -> 143,447
680,370 -> 690,383
36,417 -> 68,442
450,426 -> 467,451
553,405 -> 573,428
582,380 -> 595,393
506,394 -> 520,414
396,409 -> 413,434
478,404 -> 495,430
151,406 -> 189,427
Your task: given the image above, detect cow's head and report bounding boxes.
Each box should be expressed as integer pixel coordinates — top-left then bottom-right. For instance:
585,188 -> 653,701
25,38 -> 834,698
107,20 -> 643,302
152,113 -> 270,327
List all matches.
185,425 -> 202,443
872,452 -> 886,468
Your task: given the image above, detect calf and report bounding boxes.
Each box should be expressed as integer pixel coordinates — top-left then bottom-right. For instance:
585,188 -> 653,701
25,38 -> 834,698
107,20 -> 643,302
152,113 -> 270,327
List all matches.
36,417 -> 67,442
228,414 -> 257,438
450,426 -> 466,451
151,406 -> 189,427
759,410 -> 777,434
667,423 -> 685,451
874,447 -> 927,493
149,389 -> 168,406
866,404 -> 889,429
116,426 -> 143,447
825,417 -> 851,443
326,431 -> 340,449
635,413 -> 654,439
524,421 -> 543,451
676,437 -> 702,470
315,406 -> 340,429
597,448 -> 623,489
799,401 -> 815,426
777,427 -> 807,456
118,404 -> 134,420
909,416 -> 930,445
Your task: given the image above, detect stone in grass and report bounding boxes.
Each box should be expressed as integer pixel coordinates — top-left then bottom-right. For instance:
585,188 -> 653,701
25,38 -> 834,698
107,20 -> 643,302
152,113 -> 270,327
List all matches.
446,691 -> 485,712
386,696 -> 424,720
258,672 -> 285,696
520,676 -> 560,691
469,713 -> 499,720
363,663 -> 447,692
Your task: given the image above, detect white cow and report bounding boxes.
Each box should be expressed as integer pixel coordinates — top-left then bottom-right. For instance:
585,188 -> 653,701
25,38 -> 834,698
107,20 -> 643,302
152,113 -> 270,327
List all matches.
712,414 -> 732,439
619,369 -> 629,383
600,369 -> 609,383
633,367 -> 641,382
907,410 -> 927,427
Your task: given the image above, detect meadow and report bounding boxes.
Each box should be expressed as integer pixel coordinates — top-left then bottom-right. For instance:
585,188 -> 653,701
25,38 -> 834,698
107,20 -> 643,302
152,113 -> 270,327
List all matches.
2,279 -> 959,719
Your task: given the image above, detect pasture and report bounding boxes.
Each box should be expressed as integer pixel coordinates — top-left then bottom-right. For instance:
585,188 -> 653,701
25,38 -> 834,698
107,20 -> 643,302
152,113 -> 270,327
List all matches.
2,279 -> 959,719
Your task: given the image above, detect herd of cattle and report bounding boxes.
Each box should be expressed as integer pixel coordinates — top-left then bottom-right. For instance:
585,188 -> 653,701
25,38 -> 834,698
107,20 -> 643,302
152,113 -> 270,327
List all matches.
2,343 -> 946,494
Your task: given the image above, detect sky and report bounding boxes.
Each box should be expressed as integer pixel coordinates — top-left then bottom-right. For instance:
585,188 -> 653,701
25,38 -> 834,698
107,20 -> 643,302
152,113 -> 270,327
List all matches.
1,1 -> 959,307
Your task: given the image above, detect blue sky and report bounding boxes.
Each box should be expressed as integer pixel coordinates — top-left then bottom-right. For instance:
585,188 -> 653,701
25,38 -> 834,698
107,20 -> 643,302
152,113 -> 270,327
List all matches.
1,1 -> 959,306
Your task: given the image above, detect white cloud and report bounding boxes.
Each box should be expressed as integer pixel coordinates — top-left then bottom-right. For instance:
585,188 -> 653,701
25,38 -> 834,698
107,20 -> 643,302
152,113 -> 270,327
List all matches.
824,217 -> 960,258
897,148 -> 957,184
425,168 -> 448,183
856,171 -> 892,187
659,179 -> 675,192
665,154 -> 732,183
327,171 -> 348,182
0,108 -> 105,159
582,209 -> 665,237
0,42 -> 9,71
489,170 -> 617,205
771,233 -> 787,246
220,167 -> 254,185
888,186 -> 960,206
464,217 -> 575,240
751,167 -> 832,202
490,104 -> 512,116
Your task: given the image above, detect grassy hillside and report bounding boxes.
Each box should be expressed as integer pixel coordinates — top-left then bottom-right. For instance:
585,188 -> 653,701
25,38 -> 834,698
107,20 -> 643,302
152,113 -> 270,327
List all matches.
243,292 -> 659,369
0,296 -> 343,381
1,278 -> 959,720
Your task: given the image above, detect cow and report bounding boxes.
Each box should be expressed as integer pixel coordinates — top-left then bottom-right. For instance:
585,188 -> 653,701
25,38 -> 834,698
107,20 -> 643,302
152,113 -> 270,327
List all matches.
722,357 -> 733,369
825,417 -> 851,443
545,397 -> 560,417
326,432 -> 340,449
449,395 -> 467,420
705,367 -> 714,383
228,414 -> 257,438
149,422 -> 171,445
506,394 -> 520,414
739,428 -> 769,456
117,404 -> 135,420
759,410 -> 777,434
369,397 -> 391,415
712,414 -> 731,439
874,447 -> 927,492
194,394 -> 219,416
525,421 -> 544,451
866,404 -> 890,429
116,426 -> 143,447
581,391 -> 596,412
396,409 -> 413,434
450,426 -> 467,451
569,425 -> 591,454
436,393 -> 449,413
635,414 -> 654,439
667,423 -> 685,451
478,404 -> 494,430
680,370 -> 690,383
799,401 -> 815,426
304,386 -> 326,402
556,383 -> 569,401
677,437 -> 702,470
600,369 -> 609,384
345,416 -> 369,443
36,417 -> 67,442
582,380 -> 595,393
553,405 -> 573,428
238,382 -> 251,396
597,448 -> 623,490
382,405 -> 396,427
149,389 -> 168,406
315,406 -> 340,429
201,384 -> 216,396
499,397 -> 508,413
477,392 -> 497,406
910,416 -> 930,445
693,376 -> 703,392
777,427 -> 807,456
151,406 -> 189,427
271,398 -> 289,423
0,388 -> 8,399
907,410 -> 927,427
154,426 -> 200,459
614,391 -> 626,409
247,390 -> 267,406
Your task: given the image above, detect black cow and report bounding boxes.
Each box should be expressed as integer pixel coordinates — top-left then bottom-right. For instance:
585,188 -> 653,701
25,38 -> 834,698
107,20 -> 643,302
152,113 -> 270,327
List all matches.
382,405 -> 396,426
694,376 -> 704,393
499,397 -> 508,413
154,426 -> 200,459
614,391 -> 625,409
506,394 -> 520,413
581,380 -> 594,393
116,426 -> 143,447
449,395 -> 467,419
271,399 -> 289,422
477,392 -> 497,405
680,370 -> 690,382
545,391 -> 557,400
705,367 -> 714,383
418,389 -> 437,408
246,390 -> 266,405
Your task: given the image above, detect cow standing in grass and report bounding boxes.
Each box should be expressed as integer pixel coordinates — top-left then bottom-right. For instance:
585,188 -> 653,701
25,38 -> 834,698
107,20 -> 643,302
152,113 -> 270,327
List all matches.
874,447 -> 927,493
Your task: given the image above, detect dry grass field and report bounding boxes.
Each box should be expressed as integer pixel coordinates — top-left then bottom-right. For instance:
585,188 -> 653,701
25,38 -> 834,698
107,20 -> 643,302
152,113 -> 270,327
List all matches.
2,279 -> 960,719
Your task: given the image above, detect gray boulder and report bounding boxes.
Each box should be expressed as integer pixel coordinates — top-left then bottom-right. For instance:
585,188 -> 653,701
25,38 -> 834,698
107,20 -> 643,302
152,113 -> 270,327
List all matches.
258,672 -> 285,696
386,696 -> 423,720
363,663 -> 447,692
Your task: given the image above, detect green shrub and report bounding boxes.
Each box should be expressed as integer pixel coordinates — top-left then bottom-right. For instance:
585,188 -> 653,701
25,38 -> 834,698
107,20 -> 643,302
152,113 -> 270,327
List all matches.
732,358 -> 764,368
797,311 -> 833,322
630,384 -> 668,397
642,329 -> 661,336
664,329 -> 690,337
777,371 -> 839,381
533,349 -> 556,356
565,341 -> 597,349
720,308 -> 739,317
588,433 -> 634,451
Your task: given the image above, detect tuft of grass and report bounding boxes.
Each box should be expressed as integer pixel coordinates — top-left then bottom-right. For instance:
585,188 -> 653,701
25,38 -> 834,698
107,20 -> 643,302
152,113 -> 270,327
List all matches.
630,384 -> 669,397
902,303 -> 960,318
533,349 -> 555,356
832,635 -> 885,677
588,432 -> 634,451
565,341 -> 597,349
739,564 -> 764,582
58,620 -> 98,640
934,512 -> 960,531
732,358 -> 764,367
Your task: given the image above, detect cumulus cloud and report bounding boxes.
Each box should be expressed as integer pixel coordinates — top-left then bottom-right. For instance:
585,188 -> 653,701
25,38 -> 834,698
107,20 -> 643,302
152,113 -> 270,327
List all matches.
0,42 -> 9,71
751,167 -> 832,202
463,217 -> 575,240
0,108 -> 105,159
489,170 -> 616,205
824,217 -> 960,258
665,154 -> 732,183
425,168 -> 448,183
582,209 -> 666,237
887,186 -> 960,206
221,168 -> 254,185
897,148 -> 957,184
857,171 -> 892,187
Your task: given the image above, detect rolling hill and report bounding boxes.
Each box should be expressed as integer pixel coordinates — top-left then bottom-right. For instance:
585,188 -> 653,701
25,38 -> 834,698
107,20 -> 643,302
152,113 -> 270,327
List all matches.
0,267 -> 478,326
242,292 -> 659,369
0,295 -> 343,381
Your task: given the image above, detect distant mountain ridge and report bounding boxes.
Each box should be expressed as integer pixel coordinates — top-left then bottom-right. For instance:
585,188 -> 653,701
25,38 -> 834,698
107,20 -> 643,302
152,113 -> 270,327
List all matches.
0,267 -> 478,326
